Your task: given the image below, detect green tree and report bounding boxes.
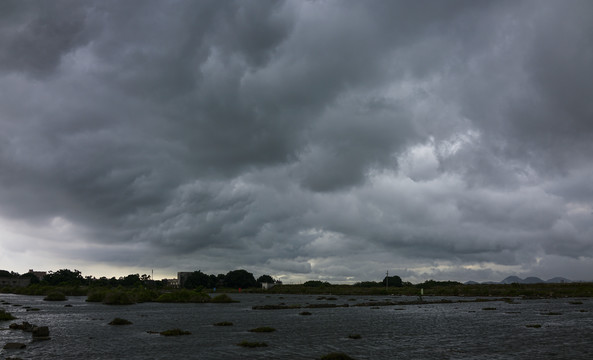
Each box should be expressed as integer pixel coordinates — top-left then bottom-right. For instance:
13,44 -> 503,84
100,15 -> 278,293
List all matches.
256,275 -> 275,286
382,275 -> 403,287
120,274 -> 141,287
43,269 -> 84,286
0,270 -> 15,277
224,269 -> 257,288
183,271 -> 213,289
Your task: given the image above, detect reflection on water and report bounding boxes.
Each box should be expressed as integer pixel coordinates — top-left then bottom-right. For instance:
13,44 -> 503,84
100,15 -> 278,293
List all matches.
1,293 -> 593,359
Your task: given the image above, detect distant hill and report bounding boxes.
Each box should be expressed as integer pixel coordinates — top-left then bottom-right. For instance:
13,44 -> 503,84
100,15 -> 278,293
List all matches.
500,276 -> 524,284
465,276 -> 572,285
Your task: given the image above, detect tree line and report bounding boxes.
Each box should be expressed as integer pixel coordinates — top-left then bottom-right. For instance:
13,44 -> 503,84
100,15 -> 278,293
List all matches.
0,268 -> 278,290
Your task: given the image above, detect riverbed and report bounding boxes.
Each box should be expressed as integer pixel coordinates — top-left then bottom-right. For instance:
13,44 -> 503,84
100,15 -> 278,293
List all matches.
1,293 -> 592,359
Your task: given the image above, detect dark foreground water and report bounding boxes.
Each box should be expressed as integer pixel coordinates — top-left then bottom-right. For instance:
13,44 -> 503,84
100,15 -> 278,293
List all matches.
1,293 -> 593,359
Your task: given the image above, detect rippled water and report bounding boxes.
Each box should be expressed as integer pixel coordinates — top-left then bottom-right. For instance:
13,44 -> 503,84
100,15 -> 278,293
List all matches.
1,293 -> 593,359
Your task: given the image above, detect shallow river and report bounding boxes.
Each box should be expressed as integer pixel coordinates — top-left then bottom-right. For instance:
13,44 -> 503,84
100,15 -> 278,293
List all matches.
1,293 -> 593,359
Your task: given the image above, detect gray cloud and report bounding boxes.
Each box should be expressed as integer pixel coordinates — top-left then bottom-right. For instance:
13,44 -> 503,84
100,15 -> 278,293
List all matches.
0,0 -> 592,283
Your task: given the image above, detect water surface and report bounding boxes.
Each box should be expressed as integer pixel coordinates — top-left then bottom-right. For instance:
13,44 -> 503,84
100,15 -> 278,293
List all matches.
1,293 -> 592,359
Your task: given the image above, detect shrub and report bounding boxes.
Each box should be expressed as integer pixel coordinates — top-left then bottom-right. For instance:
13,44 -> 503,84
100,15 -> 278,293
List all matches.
109,318 -> 132,325
86,288 -> 107,302
0,309 -> 16,321
525,324 -> 541,328
44,291 -> 66,301
348,334 -> 362,339
103,290 -> 135,305
160,328 -> 191,336
156,289 -> 210,303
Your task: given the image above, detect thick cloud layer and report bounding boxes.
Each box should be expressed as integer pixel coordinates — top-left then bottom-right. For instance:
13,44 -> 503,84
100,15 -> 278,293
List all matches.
1,0 -> 592,282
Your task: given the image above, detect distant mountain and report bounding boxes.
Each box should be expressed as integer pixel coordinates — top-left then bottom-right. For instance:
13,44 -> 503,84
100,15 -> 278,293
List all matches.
465,276 -> 573,284
500,276 -> 523,284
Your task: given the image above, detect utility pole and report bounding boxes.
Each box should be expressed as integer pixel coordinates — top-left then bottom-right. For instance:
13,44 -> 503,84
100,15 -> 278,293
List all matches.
386,270 -> 389,291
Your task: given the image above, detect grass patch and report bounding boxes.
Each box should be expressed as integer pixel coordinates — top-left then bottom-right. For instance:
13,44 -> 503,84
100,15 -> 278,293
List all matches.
237,340 -> 268,348
160,328 -> 191,336
103,290 -> 135,305
27,308 -> 40,311
569,301 -> 583,305
213,321 -> 233,326
526,324 -> 541,328
299,311 -> 312,316
156,289 -> 210,303
108,318 -> 132,325
249,326 -> 276,333
320,352 -> 355,360
542,312 -> 562,316
44,291 -> 66,301
348,334 -> 362,339
0,309 -> 16,321
482,307 -> 497,311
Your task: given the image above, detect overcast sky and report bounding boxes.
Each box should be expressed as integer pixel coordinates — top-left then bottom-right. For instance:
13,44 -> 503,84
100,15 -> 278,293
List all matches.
1,0 -> 592,283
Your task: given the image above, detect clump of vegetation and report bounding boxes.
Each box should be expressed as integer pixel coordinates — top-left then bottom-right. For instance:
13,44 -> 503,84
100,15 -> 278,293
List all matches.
526,324 -> 542,328
482,307 -> 497,311
213,321 -> 233,326
569,301 -> 583,305
300,311 -> 312,316
160,328 -> 191,336
86,288 -> 107,302
211,294 -> 237,303
249,326 -> 276,333
319,352 -> 355,360
108,318 -> 132,325
252,304 -> 301,310
103,290 -> 135,305
348,334 -> 362,339
237,340 -> 268,348
26,308 -> 40,312
542,312 -> 562,316
156,289 -> 210,303
44,291 -> 66,301
0,309 -> 17,321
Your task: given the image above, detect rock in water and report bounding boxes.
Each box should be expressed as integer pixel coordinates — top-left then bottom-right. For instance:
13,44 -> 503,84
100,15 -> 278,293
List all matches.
33,326 -> 50,339
3,343 -> 26,349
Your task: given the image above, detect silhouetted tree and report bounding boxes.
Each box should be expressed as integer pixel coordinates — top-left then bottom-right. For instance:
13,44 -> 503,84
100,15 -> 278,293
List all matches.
183,270 -> 213,289
382,275 -> 403,287
256,275 -> 275,286
120,274 -> 141,287
43,269 -> 84,286
0,270 -> 15,277
224,269 -> 257,288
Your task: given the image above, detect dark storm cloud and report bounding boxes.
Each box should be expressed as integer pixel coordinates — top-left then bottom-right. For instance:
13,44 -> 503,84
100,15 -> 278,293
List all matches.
1,0 -> 592,282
